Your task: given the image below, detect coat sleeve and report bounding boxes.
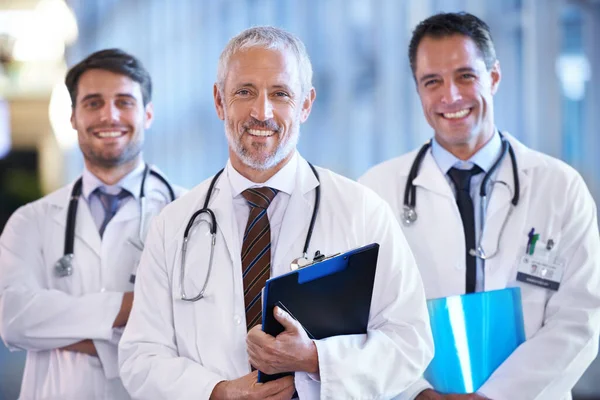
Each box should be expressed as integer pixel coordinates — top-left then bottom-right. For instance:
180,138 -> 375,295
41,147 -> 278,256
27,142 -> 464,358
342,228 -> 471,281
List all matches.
118,215 -> 225,400
309,195 -> 434,399
479,174 -> 600,399
0,204 -> 123,351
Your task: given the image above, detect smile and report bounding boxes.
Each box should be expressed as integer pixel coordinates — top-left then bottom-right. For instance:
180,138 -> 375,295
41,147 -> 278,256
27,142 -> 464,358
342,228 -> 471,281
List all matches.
442,108 -> 471,119
247,129 -> 276,137
94,130 -> 127,138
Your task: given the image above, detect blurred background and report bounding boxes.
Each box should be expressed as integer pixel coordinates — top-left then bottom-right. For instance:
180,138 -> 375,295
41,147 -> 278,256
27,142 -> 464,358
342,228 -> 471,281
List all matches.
0,0 -> 598,398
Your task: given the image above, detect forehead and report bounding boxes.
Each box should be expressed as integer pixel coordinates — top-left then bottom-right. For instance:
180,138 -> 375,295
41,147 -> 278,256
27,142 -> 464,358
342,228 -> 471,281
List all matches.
415,34 -> 486,76
76,69 -> 143,100
224,47 -> 301,89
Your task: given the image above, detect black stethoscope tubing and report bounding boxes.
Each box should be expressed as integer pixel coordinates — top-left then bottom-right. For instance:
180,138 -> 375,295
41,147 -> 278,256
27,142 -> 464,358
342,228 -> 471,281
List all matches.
185,162 -> 321,256
63,164 -> 175,256
403,133 -> 520,221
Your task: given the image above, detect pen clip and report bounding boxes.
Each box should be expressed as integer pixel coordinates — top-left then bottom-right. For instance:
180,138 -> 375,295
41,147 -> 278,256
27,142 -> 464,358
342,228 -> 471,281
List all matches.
276,301 -> 315,339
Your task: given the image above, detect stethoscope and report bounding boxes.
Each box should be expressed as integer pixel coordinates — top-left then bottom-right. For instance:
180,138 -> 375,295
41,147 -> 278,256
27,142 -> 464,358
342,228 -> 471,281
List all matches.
54,164 -> 175,279
402,133 -> 520,260
179,162 -> 321,302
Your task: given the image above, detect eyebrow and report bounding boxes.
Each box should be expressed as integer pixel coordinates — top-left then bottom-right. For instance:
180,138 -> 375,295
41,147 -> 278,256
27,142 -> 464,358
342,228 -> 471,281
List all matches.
79,93 -> 137,103
455,67 -> 477,74
232,83 -> 295,93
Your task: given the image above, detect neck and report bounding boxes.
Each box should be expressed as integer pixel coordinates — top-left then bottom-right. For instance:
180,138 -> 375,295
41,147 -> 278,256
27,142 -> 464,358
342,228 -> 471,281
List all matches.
85,156 -> 142,186
437,126 -> 495,161
230,151 -> 294,183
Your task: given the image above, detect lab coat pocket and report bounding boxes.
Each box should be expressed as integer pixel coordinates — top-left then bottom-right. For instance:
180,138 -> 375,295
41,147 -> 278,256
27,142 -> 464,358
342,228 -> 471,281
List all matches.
509,245 -> 554,338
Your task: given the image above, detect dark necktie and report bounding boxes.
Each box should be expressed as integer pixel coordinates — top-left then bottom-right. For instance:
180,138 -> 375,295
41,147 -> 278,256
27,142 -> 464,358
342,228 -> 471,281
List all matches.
95,188 -> 130,238
241,187 -> 279,330
448,166 -> 483,294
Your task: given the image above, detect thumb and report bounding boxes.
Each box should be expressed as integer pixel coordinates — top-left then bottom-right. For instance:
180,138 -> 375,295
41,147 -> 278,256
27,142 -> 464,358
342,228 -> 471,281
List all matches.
273,306 -> 300,332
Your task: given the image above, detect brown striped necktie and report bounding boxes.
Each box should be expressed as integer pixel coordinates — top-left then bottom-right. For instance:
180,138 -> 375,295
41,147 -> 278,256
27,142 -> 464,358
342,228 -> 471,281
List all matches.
241,187 -> 279,331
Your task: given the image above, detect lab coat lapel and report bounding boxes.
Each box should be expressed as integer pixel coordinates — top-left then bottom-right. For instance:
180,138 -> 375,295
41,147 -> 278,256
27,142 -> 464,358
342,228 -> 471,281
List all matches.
210,174 -> 241,273
273,157 -> 318,270
50,182 -> 101,257
480,133 -> 531,254
412,150 -> 455,200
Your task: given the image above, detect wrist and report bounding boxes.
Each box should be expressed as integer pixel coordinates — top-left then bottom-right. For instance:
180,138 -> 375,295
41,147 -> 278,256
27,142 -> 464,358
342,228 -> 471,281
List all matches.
416,389 -> 441,400
304,341 -> 319,374
209,380 -> 228,400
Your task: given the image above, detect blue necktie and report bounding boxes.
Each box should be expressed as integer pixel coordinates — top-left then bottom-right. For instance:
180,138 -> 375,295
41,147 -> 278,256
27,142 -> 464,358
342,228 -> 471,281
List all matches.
95,189 -> 130,238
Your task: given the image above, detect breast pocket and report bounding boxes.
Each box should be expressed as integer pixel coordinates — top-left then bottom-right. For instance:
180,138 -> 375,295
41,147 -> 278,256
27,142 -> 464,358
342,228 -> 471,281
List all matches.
507,231 -> 561,337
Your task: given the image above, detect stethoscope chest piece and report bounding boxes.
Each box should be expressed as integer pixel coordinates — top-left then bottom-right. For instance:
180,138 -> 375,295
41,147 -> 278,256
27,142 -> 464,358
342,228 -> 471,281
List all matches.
402,205 -> 418,226
290,256 -> 311,271
54,254 -> 74,277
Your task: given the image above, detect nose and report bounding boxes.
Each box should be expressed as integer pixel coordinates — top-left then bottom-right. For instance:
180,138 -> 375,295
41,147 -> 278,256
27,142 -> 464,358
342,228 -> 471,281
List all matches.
250,92 -> 274,121
99,102 -> 120,123
440,80 -> 462,104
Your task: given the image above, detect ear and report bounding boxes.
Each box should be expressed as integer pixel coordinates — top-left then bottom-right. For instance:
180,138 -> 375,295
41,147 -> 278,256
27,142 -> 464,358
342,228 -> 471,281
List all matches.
70,108 -> 76,130
213,84 -> 225,120
299,87 -> 316,123
490,60 -> 501,95
144,102 -> 154,129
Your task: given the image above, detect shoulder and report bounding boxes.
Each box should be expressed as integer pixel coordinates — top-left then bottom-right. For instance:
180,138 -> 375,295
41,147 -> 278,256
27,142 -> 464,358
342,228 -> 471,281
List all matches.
155,176 -> 214,227
509,134 -> 583,188
314,167 -> 392,217
358,148 -> 421,188
1,184 -> 71,237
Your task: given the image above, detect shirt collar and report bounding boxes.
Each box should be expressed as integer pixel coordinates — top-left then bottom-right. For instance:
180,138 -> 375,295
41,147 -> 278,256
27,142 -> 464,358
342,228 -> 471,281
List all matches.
431,130 -> 502,174
82,161 -> 146,201
226,151 -> 298,198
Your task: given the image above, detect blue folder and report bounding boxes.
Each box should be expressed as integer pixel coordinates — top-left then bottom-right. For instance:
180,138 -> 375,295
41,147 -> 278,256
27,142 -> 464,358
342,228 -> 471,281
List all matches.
258,243 -> 380,383
424,287 -> 526,394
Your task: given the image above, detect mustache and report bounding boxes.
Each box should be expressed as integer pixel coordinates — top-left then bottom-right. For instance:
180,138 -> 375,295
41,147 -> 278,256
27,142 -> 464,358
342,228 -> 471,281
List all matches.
243,118 -> 280,132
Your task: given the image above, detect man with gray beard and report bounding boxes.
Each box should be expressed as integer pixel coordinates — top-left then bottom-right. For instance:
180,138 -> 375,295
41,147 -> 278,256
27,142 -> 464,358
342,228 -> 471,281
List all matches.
118,26 -> 433,400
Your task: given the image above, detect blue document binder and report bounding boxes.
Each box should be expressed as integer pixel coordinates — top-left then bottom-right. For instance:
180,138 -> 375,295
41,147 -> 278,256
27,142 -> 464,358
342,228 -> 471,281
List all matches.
424,287 -> 526,394
258,243 -> 380,383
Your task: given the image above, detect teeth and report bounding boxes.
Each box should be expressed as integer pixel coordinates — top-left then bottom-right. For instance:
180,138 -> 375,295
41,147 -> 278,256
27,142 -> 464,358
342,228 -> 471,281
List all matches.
443,109 -> 470,119
248,129 -> 275,137
97,131 -> 123,138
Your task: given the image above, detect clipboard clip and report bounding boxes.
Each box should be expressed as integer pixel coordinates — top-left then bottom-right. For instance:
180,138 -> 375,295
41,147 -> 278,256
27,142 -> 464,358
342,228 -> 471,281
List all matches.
290,251 -> 341,271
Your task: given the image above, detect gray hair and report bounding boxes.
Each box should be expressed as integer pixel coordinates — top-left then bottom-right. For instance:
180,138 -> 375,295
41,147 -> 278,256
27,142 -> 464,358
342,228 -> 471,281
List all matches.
216,26 -> 313,96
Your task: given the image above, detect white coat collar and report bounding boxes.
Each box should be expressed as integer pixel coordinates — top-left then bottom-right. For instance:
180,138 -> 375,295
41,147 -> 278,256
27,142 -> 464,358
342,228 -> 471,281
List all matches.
205,153 -> 319,271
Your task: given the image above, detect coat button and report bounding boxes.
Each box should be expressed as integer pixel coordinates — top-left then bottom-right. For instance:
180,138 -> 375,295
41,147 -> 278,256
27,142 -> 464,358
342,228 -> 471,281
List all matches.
234,315 -> 242,325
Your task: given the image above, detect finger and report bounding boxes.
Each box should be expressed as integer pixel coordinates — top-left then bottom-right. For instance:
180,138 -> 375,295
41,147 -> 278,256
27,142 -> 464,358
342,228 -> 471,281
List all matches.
246,346 -> 262,370
260,375 -> 295,397
247,326 -> 271,347
273,306 -> 300,333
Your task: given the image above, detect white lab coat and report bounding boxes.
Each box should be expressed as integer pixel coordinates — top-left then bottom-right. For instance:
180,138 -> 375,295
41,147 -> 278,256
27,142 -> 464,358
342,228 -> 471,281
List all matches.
359,133 -> 600,400
118,156 -> 434,400
0,172 -> 183,400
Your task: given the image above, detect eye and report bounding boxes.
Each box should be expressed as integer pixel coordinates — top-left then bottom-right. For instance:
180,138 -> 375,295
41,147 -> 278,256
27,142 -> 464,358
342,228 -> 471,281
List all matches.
274,91 -> 290,98
85,99 -> 102,109
236,89 -> 251,96
117,99 -> 135,107
423,79 -> 439,88
461,73 -> 476,80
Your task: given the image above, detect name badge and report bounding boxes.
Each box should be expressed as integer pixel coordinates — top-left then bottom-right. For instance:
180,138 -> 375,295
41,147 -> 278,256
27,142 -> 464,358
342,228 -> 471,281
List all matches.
516,255 -> 564,291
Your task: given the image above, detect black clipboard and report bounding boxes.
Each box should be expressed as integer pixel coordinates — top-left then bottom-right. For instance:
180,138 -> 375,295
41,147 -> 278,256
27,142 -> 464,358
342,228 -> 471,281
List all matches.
257,243 -> 380,383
